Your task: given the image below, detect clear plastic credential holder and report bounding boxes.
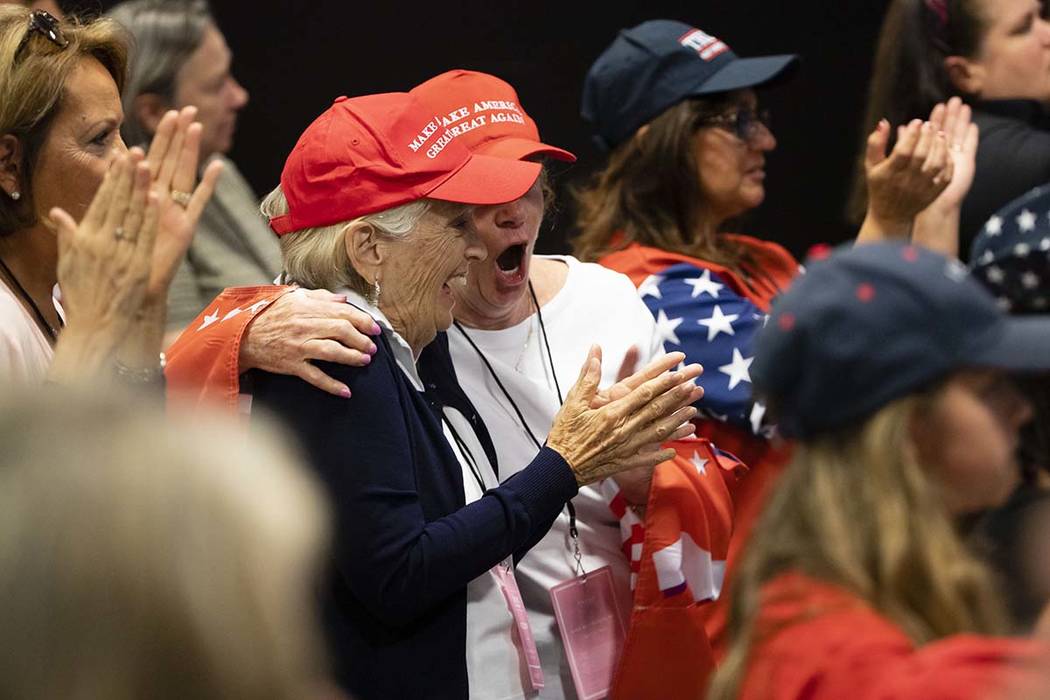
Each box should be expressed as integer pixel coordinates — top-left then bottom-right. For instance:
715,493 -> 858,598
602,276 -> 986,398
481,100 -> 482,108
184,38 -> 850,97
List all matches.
549,564 -> 629,700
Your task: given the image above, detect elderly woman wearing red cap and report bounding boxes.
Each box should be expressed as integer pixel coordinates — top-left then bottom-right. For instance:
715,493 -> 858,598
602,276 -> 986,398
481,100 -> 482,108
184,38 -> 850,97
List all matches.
243,91 -> 701,700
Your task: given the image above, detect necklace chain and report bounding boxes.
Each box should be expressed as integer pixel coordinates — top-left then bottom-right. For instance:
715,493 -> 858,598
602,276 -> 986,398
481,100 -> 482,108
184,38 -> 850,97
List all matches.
0,255 -> 60,345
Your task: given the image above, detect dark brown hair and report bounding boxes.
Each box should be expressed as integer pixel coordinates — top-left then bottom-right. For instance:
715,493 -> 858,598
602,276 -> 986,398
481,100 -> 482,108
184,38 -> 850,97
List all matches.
571,94 -> 750,270
0,7 -> 129,237
847,0 -> 987,222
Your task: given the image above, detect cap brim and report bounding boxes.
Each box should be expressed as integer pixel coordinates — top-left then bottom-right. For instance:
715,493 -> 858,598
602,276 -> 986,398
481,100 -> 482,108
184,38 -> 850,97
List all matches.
427,153 -> 542,205
691,54 -> 799,96
473,136 -> 577,163
971,316 -> 1050,372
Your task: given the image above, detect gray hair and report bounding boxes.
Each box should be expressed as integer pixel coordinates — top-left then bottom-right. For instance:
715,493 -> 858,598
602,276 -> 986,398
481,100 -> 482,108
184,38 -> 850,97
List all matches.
108,0 -> 212,147
259,186 -> 433,295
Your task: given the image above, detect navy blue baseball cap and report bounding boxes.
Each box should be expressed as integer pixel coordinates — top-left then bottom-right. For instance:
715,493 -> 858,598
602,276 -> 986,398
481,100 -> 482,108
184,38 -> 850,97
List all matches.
970,183 -> 1050,314
582,19 -> 799,151
753,242 -> 1050,439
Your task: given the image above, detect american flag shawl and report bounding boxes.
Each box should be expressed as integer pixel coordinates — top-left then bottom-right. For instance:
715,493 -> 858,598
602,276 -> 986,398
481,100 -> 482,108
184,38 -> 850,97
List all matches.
599,235 -> 797,697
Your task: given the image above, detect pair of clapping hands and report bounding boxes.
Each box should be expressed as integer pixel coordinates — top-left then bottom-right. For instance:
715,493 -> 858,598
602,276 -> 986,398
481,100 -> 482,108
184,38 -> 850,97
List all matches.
858,97 -> 978,257
48,107 -> 222,383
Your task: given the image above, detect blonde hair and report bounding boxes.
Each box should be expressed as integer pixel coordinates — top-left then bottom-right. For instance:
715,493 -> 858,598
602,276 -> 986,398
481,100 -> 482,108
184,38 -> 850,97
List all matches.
708,391 -> 1009,699
0,6 -> 129,235
260,185 -> 433,295
0,389 -> 330,700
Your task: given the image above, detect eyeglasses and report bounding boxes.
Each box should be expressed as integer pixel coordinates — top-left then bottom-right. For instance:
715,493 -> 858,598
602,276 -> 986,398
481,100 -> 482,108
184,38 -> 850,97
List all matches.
696,108 -> 773,143
13,10 -> 69,64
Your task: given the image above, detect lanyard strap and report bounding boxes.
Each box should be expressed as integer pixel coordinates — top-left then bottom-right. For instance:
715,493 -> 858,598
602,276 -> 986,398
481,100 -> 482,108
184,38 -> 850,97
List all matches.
454,280 -> 584,564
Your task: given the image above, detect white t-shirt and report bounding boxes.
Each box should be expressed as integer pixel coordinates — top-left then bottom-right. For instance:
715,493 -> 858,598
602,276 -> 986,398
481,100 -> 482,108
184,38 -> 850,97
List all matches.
0,278 -> 58,385
449,255 -> 663,699
338,289 -> 527,700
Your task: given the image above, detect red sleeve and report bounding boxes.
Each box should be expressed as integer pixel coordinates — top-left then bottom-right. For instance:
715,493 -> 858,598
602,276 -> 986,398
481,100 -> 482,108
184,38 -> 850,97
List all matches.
741,582 -> 1049,700
164,285 -> 294,414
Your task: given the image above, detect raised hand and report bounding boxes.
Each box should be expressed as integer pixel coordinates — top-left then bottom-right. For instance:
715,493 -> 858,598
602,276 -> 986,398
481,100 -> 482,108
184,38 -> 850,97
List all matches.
46,149 -> 161,382
547,347 -> 702,486
858,116 -> 953,243
143,106 -> 223,304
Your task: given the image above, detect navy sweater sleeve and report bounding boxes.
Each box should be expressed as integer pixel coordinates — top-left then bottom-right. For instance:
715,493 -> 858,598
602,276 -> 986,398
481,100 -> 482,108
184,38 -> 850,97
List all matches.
250,341 -> 578,629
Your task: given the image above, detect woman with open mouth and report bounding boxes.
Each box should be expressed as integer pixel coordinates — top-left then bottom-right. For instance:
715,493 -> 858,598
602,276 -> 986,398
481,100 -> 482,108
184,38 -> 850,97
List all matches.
235,91 -> 701,700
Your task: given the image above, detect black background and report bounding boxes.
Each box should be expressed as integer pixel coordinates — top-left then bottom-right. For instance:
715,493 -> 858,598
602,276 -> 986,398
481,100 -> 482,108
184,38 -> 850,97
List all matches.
77,0 -> 893,259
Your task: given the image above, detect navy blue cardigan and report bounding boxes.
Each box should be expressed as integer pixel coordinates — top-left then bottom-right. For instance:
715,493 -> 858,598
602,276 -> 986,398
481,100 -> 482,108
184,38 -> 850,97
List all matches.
248,330 -> 578,699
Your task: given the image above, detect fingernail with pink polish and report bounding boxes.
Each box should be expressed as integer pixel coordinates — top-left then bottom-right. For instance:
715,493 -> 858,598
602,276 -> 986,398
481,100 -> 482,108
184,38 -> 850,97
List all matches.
340,387 -> 351,399
371,322 -> 382,335
368,343 -> 378,355
361,354 -> 372,365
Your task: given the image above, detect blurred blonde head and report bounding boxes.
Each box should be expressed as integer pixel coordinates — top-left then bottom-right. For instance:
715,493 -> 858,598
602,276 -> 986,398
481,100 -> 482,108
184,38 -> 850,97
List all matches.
0,389 -> 330,700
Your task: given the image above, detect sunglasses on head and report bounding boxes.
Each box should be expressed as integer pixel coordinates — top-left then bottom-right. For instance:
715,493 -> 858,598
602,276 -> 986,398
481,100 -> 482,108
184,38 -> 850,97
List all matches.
13,10 -> 68,64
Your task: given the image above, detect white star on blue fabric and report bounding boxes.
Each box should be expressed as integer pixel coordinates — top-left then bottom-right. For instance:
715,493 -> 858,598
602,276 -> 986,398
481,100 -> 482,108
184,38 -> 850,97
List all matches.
719,348 -> 753,390
638,274 -> 664,300
1016,243 -> 1031,257
654,309 -> 684,346
985,216 -> 1003,236
684,269 -> 724,299
985,266 -> 1005,284
1022,272 -> 1040,289
1017,209 -> 1037,232
698,305 -> 738,341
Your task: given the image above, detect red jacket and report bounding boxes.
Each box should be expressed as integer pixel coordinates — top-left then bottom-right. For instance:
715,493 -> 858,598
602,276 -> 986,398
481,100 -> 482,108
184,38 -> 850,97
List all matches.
738,572 -> 1049,700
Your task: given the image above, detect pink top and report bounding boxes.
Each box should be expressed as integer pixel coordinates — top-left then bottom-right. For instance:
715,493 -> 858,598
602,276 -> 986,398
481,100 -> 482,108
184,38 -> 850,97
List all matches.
0,277 -> 55,385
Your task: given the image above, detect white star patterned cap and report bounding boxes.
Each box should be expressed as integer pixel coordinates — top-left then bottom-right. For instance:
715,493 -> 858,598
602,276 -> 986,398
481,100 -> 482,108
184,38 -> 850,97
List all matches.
971,183 -> 1050,313
754,242 -> 1050,438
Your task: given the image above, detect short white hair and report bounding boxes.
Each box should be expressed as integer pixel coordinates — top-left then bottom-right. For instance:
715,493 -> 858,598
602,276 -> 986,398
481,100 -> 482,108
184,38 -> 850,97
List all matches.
260,186 -> 432,294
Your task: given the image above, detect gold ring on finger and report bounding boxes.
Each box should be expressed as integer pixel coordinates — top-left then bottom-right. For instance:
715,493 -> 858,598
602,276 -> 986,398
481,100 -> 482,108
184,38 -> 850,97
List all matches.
113,227 -> 125,240
171,189 -> 192,208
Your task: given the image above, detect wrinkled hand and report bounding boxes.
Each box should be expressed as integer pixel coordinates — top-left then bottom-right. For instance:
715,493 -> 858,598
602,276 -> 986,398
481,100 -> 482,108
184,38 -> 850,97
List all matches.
547,347 -> 702,486
239,288 -> 382,397
863,117 -> 952,236
143,106 -> 223,305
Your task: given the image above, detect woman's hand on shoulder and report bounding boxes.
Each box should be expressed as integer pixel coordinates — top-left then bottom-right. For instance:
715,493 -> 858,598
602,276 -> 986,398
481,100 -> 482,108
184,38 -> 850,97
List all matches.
239,288 -> 381,398
547,347 -> 702,486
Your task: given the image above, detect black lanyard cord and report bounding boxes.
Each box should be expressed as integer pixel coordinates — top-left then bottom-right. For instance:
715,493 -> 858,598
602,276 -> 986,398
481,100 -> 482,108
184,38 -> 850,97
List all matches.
453,279 -> 579,544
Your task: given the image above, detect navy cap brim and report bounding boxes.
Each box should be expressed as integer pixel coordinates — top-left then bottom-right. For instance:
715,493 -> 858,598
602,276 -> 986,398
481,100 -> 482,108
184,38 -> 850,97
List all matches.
971,316 -> 1050,372
690,54 -> 799,96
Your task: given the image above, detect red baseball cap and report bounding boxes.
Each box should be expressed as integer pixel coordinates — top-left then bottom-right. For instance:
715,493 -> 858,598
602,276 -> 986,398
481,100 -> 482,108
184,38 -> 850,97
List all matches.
269,92 -> 543,236
410,70 -> 576,163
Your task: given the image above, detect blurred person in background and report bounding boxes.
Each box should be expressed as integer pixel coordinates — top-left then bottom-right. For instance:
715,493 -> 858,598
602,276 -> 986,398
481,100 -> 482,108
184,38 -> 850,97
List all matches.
852,0 -> 1050,259
0,389 -> 332,699
109,0 -> 281,342
709,242 -> 1050,699
0,6 -> 220,385
969,185 -> 1050,632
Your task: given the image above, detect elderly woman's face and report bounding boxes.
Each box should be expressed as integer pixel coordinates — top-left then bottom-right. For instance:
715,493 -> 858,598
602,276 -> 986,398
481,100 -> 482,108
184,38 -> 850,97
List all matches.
379,203 -> 486,351
32,57 -> 126,228
452,175 -> 543,326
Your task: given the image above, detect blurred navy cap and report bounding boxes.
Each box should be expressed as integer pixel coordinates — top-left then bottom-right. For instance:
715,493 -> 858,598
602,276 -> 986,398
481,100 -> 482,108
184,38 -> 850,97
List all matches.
971,183 -> 1050,314
754,242 -> 1050,438
582,19 -> 798,151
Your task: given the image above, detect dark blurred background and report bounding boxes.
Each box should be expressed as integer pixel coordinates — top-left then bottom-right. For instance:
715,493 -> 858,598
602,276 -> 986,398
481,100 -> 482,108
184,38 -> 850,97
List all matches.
71,0 -> 892,259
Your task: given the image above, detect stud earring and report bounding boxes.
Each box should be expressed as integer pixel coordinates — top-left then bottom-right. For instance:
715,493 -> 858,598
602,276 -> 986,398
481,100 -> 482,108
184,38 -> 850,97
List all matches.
8,191 -> 19,201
